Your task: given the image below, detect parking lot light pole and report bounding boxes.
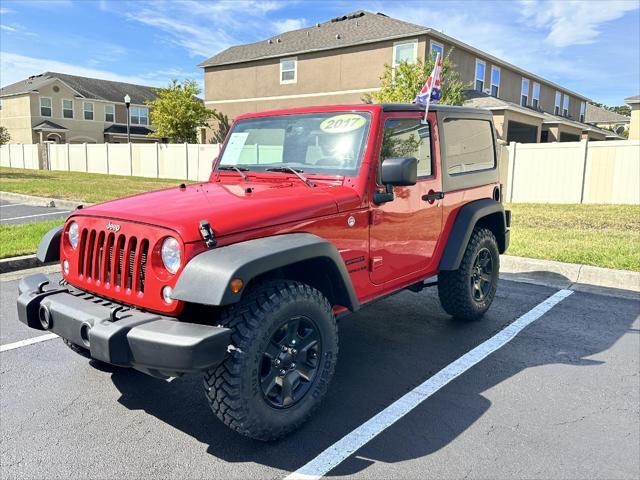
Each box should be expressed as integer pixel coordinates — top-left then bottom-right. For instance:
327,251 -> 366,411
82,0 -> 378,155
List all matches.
124,94 -> 131,143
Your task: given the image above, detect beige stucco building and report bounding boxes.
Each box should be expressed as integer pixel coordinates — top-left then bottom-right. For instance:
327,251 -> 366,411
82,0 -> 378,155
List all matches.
625,95 -> 640,140
0,72 -> 159,144
199,10 -> 594,144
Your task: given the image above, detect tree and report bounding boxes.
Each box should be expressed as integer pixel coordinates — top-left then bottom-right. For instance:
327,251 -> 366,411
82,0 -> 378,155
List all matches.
365,51 -> 468,106
147,80 -> 214,143
209,110 -> 230,144
0,126 -> 11,145
590,101 -> 631,117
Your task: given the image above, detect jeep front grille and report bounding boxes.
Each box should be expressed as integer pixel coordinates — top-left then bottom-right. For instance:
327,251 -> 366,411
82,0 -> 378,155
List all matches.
78,228 -> 149,293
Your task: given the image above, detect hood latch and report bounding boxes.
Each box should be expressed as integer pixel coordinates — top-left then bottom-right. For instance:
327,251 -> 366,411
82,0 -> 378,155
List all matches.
199,220 -> 217,248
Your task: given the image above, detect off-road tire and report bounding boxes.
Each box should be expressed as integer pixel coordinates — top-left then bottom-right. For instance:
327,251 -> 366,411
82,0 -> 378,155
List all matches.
203,280 -> 338,441
62,338 -> 92,358
438,228 -> 499,320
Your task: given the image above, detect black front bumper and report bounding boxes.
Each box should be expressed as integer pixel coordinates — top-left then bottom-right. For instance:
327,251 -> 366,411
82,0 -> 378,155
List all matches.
17,274 -> 231,378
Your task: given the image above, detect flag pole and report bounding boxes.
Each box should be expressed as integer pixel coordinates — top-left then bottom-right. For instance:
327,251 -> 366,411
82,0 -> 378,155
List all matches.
422,52 -> 440,125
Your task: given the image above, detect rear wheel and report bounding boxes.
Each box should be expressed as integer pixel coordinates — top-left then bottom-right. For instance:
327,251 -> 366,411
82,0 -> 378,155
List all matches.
203,279 -> 338,441
438,228 -> 499,320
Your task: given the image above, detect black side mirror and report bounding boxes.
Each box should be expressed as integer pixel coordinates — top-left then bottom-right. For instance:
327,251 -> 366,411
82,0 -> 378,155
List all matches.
374,157 -> 418,204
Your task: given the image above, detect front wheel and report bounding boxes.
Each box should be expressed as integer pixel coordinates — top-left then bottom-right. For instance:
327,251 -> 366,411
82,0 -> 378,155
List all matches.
438,228 -> 500,320
203,280 -> 338,441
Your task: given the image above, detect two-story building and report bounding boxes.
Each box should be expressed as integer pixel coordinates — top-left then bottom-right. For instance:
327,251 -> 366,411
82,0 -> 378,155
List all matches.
199,10 -> 602,143
0,72 -> 159,144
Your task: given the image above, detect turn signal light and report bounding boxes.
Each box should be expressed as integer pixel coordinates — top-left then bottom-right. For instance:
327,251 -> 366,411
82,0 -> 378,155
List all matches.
230,278 -> 244,294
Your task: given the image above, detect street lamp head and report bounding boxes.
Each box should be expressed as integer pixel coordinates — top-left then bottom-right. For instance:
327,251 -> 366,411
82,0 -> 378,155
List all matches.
124,94 -> 131,106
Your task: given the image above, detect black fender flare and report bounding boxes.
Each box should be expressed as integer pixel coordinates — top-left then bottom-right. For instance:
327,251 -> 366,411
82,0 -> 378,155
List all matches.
172,233 -> 359,311
36,226 -> 63,263
439,198 -> 507,271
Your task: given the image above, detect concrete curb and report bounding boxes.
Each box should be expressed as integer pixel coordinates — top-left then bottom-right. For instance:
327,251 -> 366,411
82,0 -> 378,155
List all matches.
500,255 -> 640,299
0,255 -> 54,274
0,191 -> 94,211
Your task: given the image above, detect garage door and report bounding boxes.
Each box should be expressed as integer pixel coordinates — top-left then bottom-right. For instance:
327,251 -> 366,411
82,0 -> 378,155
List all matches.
507,121 -> 538,143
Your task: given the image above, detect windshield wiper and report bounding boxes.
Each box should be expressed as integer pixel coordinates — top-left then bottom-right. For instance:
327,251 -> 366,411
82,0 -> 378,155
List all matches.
218,165 -> 249,181
265,167 -> 316,188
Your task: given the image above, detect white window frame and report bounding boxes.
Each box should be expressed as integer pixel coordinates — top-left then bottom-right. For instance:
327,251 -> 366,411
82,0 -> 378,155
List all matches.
130,106 -> 149,126
554,91 -> 562,115
429,40 -> 444,60
521,78 -> 530,107
475,59 -> 486,92
490,66 -> 500,97
62,99 -> 74,119
40,96 -> 52,117
83,101 -> 94,121
279,57 -> 297,85
579,101 -> 586,122
104,103 -> 115,123
532,82 -> 540,109
563,95 -> 569,117
392,39 -> 418,68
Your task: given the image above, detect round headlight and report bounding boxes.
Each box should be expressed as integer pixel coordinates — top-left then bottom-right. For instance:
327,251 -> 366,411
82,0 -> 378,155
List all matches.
68,222 -> 79,249
161,237 -> 181,274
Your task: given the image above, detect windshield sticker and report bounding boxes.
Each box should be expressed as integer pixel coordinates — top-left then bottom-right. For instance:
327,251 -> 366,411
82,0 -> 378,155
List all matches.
220,132 -> 249,165
319,114 -> 366,134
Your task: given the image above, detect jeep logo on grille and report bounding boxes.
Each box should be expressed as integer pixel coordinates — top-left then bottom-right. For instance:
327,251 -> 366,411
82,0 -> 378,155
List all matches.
106,222 -> 121,232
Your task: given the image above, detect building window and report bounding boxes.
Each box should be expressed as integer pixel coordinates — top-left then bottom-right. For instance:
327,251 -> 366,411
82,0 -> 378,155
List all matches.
475,59 -> 486,92
279,57 -> 297,84
430,40 -> 443,59
554,91 -> 562,115
521,78 -> 530,107
62,99 -> 73,119
130,106 -> 149,126
490,66 -> 500,97
579,101 -> 586,122
532,82 -> 540,109
104,104 -> 115,123
40,97 -> 52,117
563,95 -> 569,117
393,40 -> 418,68
83,102 -> 94,120
0,98 -> 3,111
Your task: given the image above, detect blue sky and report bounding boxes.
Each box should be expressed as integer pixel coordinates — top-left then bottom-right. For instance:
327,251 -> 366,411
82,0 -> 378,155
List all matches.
1,0 -> 638,105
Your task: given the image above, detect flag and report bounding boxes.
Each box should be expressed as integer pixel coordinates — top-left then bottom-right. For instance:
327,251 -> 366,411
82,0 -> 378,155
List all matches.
414,53 -> 442,106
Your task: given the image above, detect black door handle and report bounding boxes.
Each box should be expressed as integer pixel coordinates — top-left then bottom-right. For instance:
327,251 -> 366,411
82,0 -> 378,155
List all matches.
422,191 -> 445,202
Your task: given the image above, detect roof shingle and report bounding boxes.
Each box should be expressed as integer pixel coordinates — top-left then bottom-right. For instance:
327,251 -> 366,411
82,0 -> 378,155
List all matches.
0,72 -> 158,104
198,11 -> 427,68
585,103 -> 630,124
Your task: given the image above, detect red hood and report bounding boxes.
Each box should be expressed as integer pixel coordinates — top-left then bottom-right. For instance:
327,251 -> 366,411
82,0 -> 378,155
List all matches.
73,179 -> 360,243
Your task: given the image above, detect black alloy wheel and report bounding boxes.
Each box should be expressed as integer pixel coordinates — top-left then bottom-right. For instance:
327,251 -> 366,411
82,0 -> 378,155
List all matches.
260,316 -> 322,409
470,247 -> 493,302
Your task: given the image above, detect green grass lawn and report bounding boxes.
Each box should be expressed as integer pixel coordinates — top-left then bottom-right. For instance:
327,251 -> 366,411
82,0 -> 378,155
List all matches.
0,167 -> 186,204
0,219 -> 64,259
1,168 -> 638,271
506,203 -> 640,272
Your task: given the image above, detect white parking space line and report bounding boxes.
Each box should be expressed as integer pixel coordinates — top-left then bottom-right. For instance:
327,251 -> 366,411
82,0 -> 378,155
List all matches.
286,289 -> 574,480
0,333 -> 59,353
0,203 -> 29,208
1,211 -> 70,222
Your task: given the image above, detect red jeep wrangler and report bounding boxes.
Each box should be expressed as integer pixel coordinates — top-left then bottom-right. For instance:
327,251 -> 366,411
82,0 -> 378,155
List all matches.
17,104 -> 510,440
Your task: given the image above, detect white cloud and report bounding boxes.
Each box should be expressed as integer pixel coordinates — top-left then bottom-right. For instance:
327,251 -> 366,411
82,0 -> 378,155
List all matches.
519,0 -> 639,47
121,0 -> 309,58
0,24 -> 17,32
0,7 -> 15,14
0,52 -> 174,88
273,18 -> 306,33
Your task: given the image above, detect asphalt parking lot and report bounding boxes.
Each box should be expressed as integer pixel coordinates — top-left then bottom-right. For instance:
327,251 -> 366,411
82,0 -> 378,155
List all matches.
1,271 -> 638,480
0,199 -> 71,225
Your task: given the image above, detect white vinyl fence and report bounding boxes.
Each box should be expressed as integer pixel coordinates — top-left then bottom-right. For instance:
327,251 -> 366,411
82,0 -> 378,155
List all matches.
1,140 -> 639,204
504,140 -> 639,204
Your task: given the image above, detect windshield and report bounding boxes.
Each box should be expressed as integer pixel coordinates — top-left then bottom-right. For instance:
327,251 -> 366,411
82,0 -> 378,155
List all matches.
217,112 -> 371,176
